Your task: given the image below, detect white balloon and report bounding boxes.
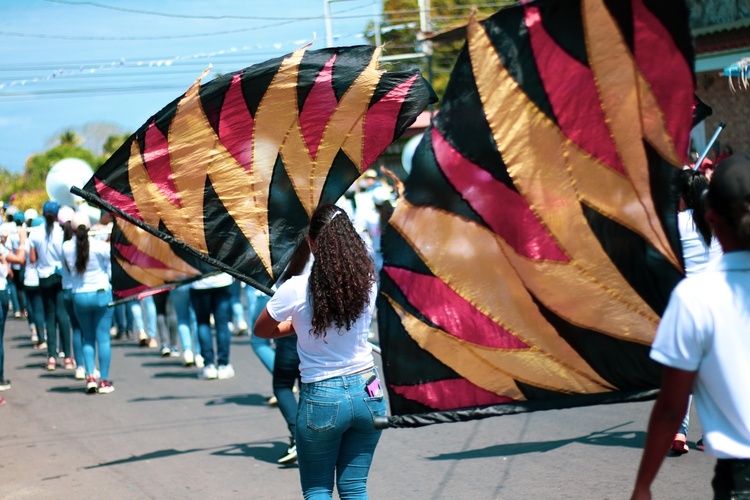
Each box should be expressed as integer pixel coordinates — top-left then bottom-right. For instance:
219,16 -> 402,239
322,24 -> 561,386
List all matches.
46,158 -> 94,207
400,133 -> 424,176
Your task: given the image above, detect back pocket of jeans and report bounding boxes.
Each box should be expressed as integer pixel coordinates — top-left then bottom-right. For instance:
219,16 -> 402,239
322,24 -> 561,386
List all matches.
306,400 -> 339,432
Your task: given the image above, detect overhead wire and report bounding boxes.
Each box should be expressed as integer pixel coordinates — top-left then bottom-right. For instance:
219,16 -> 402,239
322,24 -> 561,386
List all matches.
0,2 -> 496,100
41,0 -> 373,21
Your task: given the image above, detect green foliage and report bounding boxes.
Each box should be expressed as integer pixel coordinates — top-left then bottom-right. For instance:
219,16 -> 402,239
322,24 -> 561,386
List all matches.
371,0 -> 512,100
1,130 -> 104,206
101,133 -> 130,158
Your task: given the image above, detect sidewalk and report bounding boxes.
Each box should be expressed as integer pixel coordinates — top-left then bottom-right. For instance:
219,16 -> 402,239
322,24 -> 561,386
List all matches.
1,316 -> 714,499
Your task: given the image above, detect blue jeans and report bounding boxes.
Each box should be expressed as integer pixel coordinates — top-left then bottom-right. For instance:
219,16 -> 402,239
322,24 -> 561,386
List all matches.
0,290 -> 8,380
297,368 -> 386,499
170,285 -> 195,353
274,334 -> 300,438
7,277 -> 20,312
229,279 -> 245,326
113,303 -> 127,334
128,296 -> 157,338
679,394 -> 693,436
40,279 -> 71,360
72,289 -> 114,380
190,285 -> 232,366
62,289 -> 84,367
25,287 -> 44,341
249,292 -> 274,373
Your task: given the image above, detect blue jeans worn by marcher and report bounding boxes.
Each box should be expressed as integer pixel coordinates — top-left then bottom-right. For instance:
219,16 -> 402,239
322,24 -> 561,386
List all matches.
190,285 -> 232,367
679,394 -> 693,436
170,285 -> 197,355
7,277 -> 20,313
72,289 -> 114,380
113,303 -> 127,335
0,290 -> 9,380
128,296 -> 157,339
273,334 -> 300,439
229,279 -> 245,328
25,287 -> 45,342
296,368 -> 386,500
40,280 -> 71,360
249,292 -> 274,373
62,289 -> 84,367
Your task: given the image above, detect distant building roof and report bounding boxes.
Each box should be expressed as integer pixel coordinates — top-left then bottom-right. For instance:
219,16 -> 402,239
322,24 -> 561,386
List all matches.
694,19 -> 750,55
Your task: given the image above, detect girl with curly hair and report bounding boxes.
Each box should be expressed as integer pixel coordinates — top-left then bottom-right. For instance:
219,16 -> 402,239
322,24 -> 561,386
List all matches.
255,203 -> 385,499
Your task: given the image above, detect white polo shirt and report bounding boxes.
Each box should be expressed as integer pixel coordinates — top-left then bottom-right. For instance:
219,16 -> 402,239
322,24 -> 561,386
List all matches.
650,251 -> 750,459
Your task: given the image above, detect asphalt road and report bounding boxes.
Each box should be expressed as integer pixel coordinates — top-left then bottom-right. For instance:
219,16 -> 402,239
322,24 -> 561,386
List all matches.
1,316 -> 714,499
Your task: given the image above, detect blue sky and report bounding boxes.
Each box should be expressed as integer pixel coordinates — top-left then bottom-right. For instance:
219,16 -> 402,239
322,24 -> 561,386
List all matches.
0,0 -> 379,173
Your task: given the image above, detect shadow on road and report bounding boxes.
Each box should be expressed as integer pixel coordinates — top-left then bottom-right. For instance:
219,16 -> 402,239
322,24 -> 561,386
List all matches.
83,440 -> 289,469
205,393 -> 269,407
83,447 -> 209,469
428,423 -> 646,460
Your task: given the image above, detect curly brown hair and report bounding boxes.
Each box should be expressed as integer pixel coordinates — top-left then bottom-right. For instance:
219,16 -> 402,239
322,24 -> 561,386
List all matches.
308,204 -> 376,338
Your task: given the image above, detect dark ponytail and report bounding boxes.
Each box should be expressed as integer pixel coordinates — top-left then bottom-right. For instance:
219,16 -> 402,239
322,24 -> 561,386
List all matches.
678,169 -> 712,245
74,226 -> 90,274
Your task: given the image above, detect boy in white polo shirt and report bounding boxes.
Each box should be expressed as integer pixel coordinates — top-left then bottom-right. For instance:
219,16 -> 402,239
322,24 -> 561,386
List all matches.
632,155 -> 750,499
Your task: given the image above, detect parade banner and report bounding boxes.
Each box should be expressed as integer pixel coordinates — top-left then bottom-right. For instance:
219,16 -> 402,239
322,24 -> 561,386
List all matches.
109,218 -> 218,304
73,45 -> 436,295
376,0 -> 694,428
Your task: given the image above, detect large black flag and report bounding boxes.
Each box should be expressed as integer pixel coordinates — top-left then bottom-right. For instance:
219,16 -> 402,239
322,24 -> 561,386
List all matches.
377,0 -> 695,428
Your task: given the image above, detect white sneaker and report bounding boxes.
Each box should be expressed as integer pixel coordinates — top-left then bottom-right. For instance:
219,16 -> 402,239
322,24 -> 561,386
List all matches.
217,364 -> 235,380
198,364 -> 218,380
74,366 -> 86,380
227,321 -> 235,334
237,320 -> 249,335
183,350 -> 195,366
195,354 -> 205,369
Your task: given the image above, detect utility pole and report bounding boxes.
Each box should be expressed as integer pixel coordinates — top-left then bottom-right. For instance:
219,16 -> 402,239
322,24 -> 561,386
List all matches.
324,0 -> 334,47
418,0 -> 434,95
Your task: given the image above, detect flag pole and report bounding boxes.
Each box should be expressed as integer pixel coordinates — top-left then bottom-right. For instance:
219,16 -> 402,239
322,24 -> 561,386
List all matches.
692,122 -> 726,170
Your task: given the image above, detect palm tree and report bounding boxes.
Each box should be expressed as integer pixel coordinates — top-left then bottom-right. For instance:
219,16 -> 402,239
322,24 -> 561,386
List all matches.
58,129 -> 81,147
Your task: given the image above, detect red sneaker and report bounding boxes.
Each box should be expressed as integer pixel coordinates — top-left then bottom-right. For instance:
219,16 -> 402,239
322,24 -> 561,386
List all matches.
671,434 -> 689,454
85,376 -> 98,394
98,380 -> 115,394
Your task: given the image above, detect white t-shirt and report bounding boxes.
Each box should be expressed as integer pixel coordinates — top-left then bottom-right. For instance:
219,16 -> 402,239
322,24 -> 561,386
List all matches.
267,274 -> 376,383
61,238 -> 112,293
7,231 -> 22,270
650,251 -> 750,459
0,246 -> 8,290
29,223 -> 64,279
24,239 -> 39,288
678,210 -> 723,276
191,272 -> 233,290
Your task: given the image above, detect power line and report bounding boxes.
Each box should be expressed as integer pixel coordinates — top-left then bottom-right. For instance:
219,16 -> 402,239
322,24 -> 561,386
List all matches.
42,0 -> 373,21
0,19 -> 303,40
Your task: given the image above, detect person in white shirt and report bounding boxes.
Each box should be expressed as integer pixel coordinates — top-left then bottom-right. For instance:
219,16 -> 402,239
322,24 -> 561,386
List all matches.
670,169 -> 723,454
0,225 -> 28,404
62,212 -> 114,394
632,155 -> 750,499
255,204 -> 385,499
190,273 -> 235,380
30,201 -> 73,372
25,216 -> 47,350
